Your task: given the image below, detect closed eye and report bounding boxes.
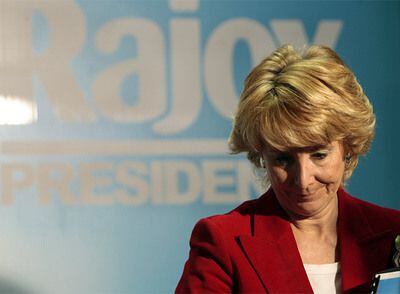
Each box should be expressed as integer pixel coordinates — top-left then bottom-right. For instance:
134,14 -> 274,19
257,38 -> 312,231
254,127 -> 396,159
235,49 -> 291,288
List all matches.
311,152 -> 328,160
275,154 -> 293,166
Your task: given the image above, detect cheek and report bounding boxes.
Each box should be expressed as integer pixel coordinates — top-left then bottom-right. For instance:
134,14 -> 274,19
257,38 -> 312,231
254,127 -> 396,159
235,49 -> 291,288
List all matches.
267,166 -> 287,185
318,160 -> 345,186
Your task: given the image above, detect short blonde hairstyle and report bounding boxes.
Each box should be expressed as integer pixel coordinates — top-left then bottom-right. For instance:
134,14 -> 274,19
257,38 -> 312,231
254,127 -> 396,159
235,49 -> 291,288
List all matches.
229,45 -> 375,181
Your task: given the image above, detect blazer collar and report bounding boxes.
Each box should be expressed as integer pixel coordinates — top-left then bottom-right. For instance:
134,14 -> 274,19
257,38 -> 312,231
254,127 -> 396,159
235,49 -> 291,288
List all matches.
238,188 -> 394,293
337,188 -> 393,292
238,189 -> 313,293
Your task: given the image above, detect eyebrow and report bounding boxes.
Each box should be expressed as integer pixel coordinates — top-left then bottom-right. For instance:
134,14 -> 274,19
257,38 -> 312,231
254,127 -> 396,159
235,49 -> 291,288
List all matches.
264,144 -> 334,155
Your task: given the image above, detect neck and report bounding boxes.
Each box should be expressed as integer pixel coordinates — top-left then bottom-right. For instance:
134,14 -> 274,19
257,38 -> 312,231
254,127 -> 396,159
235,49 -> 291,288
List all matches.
289,196 -> 338,236
288,196 -> 339,264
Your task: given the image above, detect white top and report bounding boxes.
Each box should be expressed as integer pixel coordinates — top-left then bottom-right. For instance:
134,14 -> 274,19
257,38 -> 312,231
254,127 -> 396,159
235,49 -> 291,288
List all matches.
304,262 -> 342,294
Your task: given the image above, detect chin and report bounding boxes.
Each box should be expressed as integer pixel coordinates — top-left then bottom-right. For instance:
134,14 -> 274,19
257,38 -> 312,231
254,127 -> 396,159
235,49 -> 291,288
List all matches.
293,198 -> 336,218
296,206 -> 323,217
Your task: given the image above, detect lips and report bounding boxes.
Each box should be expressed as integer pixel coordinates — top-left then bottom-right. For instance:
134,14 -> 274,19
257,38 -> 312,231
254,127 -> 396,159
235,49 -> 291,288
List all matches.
275,185 -> 324,203
300,192 -> 317,197
288,190 -> 319,197
296,194 -> 317,203
289,190 -> 321,202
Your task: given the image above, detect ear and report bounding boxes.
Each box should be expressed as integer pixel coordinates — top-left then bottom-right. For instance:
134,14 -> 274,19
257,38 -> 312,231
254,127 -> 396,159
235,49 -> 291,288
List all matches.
259,156 -> 266,169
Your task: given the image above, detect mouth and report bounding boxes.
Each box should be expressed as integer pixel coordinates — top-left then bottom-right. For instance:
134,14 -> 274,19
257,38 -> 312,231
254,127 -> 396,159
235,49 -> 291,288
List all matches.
300,192 -> 316,197
289,189 -> 318,196
293,190 -> 321,201
301,186 -> 324,196
296,194 -> 317,202
276,185 -> 325,202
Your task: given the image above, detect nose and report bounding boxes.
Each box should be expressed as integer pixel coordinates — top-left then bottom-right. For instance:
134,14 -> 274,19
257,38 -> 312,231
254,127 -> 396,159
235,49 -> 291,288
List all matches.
293,156 -> 314,190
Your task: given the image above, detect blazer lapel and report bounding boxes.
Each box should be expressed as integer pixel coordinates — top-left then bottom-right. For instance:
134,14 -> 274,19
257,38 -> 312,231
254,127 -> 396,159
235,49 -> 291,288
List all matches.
238,190 -> 313,293
338,189 -> 394,292
237,188 -> 395,293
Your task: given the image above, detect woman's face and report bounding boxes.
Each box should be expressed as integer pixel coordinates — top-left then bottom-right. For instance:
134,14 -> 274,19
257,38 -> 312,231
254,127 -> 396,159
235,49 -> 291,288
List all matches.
264,141 -> 345,219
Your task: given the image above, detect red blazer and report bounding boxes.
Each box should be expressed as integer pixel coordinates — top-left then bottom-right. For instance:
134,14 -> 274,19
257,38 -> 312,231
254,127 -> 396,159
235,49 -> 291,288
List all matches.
176,188 -> 400,293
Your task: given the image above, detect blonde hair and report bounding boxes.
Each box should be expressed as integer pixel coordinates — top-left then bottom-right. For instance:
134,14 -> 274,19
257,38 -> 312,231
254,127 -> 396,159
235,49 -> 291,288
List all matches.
229,45 -> 375,181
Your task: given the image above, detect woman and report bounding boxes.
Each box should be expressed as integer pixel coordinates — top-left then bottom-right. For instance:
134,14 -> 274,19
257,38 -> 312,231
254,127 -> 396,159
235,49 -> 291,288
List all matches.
176,45 -> 400,293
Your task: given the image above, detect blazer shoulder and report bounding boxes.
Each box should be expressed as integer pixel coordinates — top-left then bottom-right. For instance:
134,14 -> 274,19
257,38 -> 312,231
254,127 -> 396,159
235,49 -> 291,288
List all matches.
345,192 -> 400,230
197,194 -> 266,236
351,194 -> 399,216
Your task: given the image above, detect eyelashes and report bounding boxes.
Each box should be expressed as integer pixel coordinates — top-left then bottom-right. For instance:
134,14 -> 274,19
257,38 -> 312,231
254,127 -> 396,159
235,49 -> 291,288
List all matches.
274,154 -> 292,166
311,152 -> 328,160
271,151 -> 329,167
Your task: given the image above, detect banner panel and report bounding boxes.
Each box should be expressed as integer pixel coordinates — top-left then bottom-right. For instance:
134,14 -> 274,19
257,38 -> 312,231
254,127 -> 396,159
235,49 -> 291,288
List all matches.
0,0 -> 399,292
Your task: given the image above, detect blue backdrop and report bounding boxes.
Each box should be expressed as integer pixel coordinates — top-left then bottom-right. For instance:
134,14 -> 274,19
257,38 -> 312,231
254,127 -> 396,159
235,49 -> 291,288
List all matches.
0,0 -> 398,293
